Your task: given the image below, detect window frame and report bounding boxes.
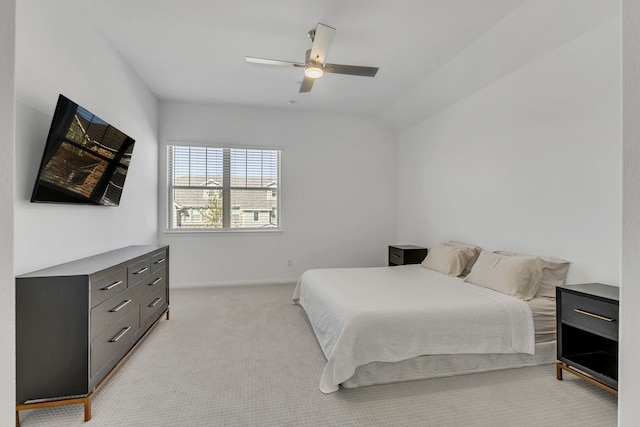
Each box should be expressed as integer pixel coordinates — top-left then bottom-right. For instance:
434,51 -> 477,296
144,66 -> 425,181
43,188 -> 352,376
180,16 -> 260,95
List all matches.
165,143 -> 282,234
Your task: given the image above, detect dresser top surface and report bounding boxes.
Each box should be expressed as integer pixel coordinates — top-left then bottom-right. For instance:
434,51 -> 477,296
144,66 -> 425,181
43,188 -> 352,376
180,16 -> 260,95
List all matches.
17,245 -> 168,278
560,282 -> 619,302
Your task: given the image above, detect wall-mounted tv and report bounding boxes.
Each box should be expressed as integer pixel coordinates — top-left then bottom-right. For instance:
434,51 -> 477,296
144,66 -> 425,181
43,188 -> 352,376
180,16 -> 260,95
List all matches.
31,94 -> 135,206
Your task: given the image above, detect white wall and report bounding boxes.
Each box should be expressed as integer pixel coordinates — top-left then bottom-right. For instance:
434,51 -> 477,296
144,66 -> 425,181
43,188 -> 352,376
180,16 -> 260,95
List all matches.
0,1 -> 16,425
14,0 -> 159,274
159,102 -> 397,286
620,0 -> 640,424
396,14 -> 620,286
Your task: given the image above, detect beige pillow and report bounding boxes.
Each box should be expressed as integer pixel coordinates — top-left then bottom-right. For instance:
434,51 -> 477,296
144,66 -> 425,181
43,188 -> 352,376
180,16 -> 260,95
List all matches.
444,241 -> 483,274
495,251 -> 569,299
465,251 -> 543,300
422,243 -> 475,276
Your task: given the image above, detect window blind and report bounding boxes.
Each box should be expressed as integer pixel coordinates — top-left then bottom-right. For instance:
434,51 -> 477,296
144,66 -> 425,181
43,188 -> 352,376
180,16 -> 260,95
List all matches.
168,145 -> 280,230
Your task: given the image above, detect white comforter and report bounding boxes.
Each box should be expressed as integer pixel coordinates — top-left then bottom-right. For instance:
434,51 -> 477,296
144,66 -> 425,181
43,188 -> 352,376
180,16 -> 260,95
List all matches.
293,265 -> 535,393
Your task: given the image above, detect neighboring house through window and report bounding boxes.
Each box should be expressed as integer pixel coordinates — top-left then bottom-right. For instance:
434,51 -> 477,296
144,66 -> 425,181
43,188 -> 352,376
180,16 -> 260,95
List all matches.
167,145 -> 281,231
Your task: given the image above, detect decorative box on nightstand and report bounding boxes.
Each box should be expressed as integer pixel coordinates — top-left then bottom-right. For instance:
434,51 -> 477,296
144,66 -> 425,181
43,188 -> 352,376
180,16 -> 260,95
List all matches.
556,283 -> 619,395
388,245 -> 428,266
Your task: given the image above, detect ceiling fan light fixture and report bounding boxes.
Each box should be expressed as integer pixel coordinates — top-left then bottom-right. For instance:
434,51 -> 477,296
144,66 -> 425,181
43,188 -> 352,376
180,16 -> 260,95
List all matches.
304,64 -> 324,79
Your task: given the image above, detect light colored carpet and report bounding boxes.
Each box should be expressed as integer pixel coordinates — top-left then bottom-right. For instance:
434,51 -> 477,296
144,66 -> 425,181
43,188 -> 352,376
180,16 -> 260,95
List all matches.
19,283 -> 617,426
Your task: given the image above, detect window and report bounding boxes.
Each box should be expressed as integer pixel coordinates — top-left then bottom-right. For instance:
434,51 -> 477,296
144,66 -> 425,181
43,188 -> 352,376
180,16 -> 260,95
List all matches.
167,145 -> 280,231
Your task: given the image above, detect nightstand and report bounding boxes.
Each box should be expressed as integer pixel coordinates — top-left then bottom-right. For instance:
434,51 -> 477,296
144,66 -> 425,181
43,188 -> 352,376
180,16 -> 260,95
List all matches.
556,283 -> 619,395
388,245 -> 428,266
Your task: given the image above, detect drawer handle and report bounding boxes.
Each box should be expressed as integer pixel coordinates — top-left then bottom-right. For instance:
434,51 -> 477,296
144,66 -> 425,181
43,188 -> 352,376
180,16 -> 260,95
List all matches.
574,309 -> 616,322
149,277 -> 162,286
154,258 -> 166,264
110,299 -> 132,312
149,297 -> 163,308
110,326 -> 132,342
133,267 -> 149,275
100,280 -> 123,291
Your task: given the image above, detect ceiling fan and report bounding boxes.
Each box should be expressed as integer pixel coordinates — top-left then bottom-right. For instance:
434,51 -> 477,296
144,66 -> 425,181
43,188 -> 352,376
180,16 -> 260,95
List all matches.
245,23 -> 379,93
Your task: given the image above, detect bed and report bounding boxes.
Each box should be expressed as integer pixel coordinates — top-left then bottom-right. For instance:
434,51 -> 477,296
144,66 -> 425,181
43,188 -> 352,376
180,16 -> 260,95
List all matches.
292,242 -> 568,393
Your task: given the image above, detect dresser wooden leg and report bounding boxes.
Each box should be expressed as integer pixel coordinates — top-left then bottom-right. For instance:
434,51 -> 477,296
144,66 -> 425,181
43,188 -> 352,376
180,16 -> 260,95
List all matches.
84,397 -> 91,421
16,410 -> 20,427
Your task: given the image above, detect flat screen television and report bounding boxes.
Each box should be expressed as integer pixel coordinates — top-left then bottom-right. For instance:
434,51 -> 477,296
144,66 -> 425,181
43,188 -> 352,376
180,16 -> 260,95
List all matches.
31,94 -> 135,206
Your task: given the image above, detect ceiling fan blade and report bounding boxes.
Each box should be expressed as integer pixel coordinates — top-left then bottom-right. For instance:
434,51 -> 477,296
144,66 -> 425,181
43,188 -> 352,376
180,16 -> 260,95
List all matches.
324,63 -> 379,77
299,76 -> 315,93
309,23 -> 335,64
245,56 -> 304,67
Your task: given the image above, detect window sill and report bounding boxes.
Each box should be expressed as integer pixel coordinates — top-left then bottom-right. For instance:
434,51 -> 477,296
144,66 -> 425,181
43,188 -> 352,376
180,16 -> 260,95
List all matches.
164,228 -> 283,236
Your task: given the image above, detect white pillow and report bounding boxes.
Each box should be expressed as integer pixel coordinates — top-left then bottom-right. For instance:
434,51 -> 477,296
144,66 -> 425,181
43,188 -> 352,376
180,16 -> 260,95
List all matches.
444,241 -> 483,275
495,251 -> 569,299
465,251 -> 543,300
422,243 -> 475,276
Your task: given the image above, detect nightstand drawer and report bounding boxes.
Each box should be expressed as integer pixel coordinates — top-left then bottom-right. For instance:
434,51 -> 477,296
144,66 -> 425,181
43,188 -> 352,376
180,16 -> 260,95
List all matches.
389,251 -> 404,265
561,292 -> 618,339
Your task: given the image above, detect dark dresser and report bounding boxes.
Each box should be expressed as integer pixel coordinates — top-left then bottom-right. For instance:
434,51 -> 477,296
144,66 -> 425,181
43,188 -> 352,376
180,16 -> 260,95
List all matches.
16,245 -> 170,423
556,283 -> 618,395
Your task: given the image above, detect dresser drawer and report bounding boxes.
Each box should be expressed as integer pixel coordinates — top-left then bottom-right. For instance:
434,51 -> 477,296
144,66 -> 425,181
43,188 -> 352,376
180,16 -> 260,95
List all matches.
91,307 -> 140,377
150,250 -> 168,273
561,292 -> 618,339
91,286 -> 139,339
140,283 -> 168,327
90,269 -> 127,308
128,257 -> 151,285
140,267 -> 166,295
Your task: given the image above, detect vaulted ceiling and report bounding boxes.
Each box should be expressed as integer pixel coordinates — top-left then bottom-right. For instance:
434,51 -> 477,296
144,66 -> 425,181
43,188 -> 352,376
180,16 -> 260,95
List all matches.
80,0 -> 529,128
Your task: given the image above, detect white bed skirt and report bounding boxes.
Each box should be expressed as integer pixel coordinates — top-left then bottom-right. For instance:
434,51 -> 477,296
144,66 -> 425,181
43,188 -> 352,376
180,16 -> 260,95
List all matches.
341,340 -> 556,389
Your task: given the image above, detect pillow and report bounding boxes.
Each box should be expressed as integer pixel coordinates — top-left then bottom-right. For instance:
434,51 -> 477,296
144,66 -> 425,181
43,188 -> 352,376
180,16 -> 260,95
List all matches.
421,243 -> 475,276
465,251 -> 543,300
444,241 -> 483,274
495,251 -> 569,299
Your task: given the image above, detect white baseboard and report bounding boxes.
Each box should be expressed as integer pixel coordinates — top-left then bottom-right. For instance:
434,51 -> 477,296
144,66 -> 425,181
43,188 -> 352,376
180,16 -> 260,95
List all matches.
171,278 -> 299,289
